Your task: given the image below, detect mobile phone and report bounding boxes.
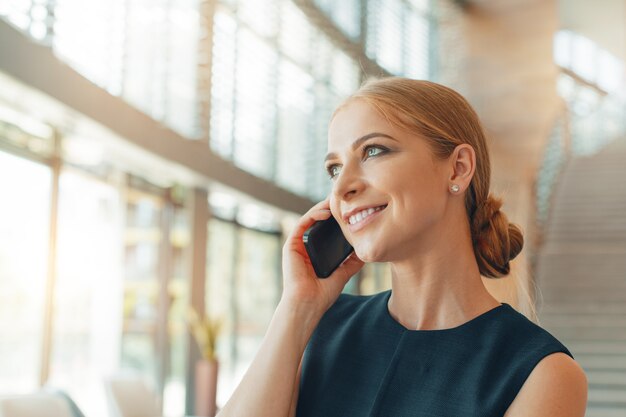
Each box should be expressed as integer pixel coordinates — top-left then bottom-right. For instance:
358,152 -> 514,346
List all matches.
302,215 -> 354,278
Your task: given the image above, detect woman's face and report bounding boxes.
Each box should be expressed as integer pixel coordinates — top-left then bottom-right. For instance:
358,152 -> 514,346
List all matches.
326,99 -> 451,262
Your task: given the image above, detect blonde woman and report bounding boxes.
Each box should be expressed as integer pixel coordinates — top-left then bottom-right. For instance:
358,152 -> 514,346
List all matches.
217,77 -> 587,417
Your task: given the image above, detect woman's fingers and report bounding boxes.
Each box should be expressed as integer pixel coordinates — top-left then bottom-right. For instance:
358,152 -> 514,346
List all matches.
280,197 -> 363,313
285,200 -> 333,246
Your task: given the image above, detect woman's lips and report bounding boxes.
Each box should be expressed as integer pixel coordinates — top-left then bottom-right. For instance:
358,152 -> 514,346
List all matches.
347,205 -> 386,233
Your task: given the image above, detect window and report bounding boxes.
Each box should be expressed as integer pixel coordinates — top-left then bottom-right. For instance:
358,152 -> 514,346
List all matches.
276,59 -> 314,195
366,0 -> 433,78
0,151 -> 51,393
121,191 -> 164,384
233,27 -> 278,180
314,0 -> 362,40
553,30 -> 625,155
2,0 -> 201,138
210,1 -> 363,201
205,218 -> 237,406
48,169 -> 123,417
2,0 -> 437,202
205,214 -> 281,406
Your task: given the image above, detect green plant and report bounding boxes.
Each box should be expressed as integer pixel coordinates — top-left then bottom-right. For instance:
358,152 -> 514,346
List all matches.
187,307 -> 223,361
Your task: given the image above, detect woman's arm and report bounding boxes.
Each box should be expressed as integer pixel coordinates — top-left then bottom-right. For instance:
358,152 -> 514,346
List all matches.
217,198 -> 364,417
216,300 -> 320,417
503,352 -> 588,417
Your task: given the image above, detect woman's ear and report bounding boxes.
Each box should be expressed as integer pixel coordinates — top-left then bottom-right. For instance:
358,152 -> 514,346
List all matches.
449,144 -> 476,190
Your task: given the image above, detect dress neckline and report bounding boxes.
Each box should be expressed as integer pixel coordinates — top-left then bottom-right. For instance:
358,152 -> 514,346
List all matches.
382,289 -> 508,334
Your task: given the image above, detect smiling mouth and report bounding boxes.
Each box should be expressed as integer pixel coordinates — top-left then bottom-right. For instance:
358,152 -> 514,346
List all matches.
347,204 -> 388,226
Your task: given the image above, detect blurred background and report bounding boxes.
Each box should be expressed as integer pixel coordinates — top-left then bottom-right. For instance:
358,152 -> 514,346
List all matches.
0,0 -> 624,416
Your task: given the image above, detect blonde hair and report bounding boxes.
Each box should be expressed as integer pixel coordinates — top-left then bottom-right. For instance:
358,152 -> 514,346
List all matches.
333,77 -> 523,279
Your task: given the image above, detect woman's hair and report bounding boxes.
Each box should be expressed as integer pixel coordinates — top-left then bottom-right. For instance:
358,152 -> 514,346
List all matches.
332,76 -> 523,279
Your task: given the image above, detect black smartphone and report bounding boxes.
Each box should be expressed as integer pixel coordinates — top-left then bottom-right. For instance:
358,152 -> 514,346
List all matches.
302,215 -> 354,278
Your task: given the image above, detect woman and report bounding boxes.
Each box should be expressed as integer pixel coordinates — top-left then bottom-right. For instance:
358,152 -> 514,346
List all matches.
217,77 -> 587,417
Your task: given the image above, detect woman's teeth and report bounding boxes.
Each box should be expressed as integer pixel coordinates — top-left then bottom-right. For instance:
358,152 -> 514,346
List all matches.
349,205 -> 385,225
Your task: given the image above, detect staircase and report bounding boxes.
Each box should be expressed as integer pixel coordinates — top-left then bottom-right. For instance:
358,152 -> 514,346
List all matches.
535,136 -> 626,417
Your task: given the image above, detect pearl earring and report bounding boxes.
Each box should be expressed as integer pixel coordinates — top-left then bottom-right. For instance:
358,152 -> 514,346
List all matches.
451,184 -> 460,193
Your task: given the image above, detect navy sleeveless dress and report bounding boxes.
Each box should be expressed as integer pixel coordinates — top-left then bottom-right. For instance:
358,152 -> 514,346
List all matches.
296,290 -> 573,417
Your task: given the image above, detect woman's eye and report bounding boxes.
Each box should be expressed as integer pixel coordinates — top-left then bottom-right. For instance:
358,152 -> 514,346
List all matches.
326,146 -> 388,180
327,165 -> 340,179
365,146 -> 385,158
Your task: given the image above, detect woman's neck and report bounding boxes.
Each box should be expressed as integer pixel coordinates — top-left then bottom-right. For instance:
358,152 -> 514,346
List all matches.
386,233 -> 500,331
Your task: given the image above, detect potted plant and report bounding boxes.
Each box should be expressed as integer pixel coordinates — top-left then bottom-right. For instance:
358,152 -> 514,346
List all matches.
187,307 -> 223,417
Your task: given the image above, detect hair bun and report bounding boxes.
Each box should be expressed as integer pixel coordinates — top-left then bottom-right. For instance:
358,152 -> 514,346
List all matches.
472,195 -> 524,278
483,197 -> 502,220
472,195 -> 502,236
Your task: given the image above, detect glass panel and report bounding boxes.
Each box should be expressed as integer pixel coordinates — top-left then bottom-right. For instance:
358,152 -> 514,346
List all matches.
0,150 -> 50,393
409,0 -> 429,13
310,32 -> 335,82
164,0 -> 200,138
206,218 -> 237,407
48,169 -> 123,417
238,0 -> 278,39
209,5 -> 363,198
121,191 -> 164,385
233,28 -> 277,179
330,0 -> 361,40
553,30 -> 572,69
571,34 -> 596,82
597,50 -> 623,93
0,101 -> 55,157
0,0 -> 33,31
405,12 -> 429,79
276,59 -> 314,196
164,203 -> 191,416
366,0 -> 432,77
236,202 -> 281,232
330,49 -> 360,97
279,1 -> 312,68
53,0 -> 126,91
314,0 -> 361,40
206,218 -> 280,406
122,0 -> 169,121
209,191 -> 238,221
366,0 -> 380,65
234,227 -> 280,385
208,3 -> 364,198
376,0 -> 404,74
4,0 -> 200,136
210,9 -> 237,159
10,0 -> 199,136
309,83 -> 336,201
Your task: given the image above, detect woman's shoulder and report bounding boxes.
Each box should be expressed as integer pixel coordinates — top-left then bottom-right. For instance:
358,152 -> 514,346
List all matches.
313,290 -> 390,335
322,290 -> 388,319
497,304 -> 574,359
500,306 -> 586,415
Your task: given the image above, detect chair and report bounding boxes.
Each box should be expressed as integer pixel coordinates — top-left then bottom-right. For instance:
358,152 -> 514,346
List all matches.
44,389 -> 86,417
0,391 -> 75,417
104,374 -> 161,417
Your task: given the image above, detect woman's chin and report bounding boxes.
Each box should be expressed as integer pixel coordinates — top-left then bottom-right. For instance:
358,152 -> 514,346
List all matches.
354,246 -> 386,263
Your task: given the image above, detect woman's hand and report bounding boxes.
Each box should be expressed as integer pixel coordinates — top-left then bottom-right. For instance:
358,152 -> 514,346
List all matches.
281,198 -> 364,316
217,200 -> 357,417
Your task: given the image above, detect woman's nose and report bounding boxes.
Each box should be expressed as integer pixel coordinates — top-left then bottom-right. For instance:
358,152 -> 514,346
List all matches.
332,164 -> 365,200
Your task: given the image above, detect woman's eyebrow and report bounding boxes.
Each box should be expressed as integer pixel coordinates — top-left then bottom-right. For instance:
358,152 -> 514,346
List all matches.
324,132 -> 397,162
